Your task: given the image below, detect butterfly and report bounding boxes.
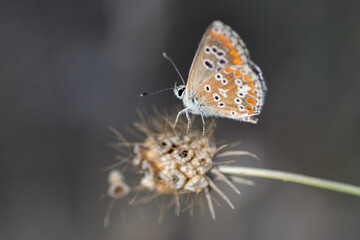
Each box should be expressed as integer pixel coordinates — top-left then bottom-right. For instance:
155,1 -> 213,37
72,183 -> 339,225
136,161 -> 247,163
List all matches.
172,20 -> 267,133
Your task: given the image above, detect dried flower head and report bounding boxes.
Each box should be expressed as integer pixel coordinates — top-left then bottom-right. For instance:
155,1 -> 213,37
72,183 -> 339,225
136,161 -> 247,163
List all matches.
105,108 -> 255,221
107,170 -> 130,199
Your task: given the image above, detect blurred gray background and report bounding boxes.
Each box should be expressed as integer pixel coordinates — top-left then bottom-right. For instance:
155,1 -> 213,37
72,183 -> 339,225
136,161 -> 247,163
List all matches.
1,0 -> 360,239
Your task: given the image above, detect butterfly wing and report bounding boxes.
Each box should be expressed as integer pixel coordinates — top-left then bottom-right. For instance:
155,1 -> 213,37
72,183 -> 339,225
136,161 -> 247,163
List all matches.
194,64 -> 266,123
186,21 -> 251,97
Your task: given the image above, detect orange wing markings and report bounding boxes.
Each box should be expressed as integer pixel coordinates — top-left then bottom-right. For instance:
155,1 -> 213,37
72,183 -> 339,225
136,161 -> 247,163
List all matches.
248,82 -> 256,89
229,49 -> 239,57
248,90 -> 258,98
219,34 -> 227,42
225,41 -> 233,49
225,67 -> 234,73
247,98 -> 256,106
210,30 -> 217,39
209,26 -> 244,67
244,75 -> 252,82
247,106 -> 255,114
233,58 -> 243,65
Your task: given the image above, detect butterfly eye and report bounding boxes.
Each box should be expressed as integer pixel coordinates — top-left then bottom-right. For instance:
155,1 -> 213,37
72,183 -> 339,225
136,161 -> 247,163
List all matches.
174,86 -> 185,99
178,88 -> 185,97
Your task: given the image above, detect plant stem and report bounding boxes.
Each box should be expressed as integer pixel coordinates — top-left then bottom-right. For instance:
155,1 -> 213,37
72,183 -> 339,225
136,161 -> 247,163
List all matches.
218,166 -> 360,197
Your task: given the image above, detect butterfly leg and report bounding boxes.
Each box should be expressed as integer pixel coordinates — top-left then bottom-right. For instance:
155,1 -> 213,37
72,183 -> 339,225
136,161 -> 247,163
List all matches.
200,113 -> 205,135
173,108 -> 190,130
185,109 -> 191,134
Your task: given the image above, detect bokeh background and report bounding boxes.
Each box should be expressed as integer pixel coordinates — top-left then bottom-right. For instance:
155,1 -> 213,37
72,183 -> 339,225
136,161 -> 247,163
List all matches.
2,0 -> 360,239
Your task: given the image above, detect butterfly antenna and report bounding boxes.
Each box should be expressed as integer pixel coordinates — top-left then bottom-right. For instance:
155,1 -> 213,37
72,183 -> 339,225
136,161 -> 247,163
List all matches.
139,87 -> 174,97
162,52 -> 186,85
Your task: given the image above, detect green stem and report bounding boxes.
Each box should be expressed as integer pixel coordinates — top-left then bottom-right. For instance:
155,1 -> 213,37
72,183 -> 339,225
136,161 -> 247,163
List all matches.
218,166 -> 360,197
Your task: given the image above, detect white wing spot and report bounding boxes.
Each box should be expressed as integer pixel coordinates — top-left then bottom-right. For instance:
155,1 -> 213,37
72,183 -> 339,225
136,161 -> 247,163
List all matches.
213,93 -> 220,101
219,88 -> 229,98
241,65 -> 251,74
238,105 -> 245,111
234,98 -> 242,104
204,46 -> 211,54
232,30 -> 239,39
235,79 -> 242,85
223,29 -> 230,38
218,58 -> 227,65
230,110 -> 237,116
211,46 -> 219,54
203,59 -> 214,70
237,92 -> 245,98
217,50 -> 225,57
221,78 -> 228,85
218,102 -> 225,108
204,85 -> 211,92
240,54 -> 247,62
250,72 -> 257,80
238,38 -> 246,47
238,85 -> 251,92
229,37 -> 237,46
215,73 -> 222,81
212,25 -> 221,34
236,46 -> 245,55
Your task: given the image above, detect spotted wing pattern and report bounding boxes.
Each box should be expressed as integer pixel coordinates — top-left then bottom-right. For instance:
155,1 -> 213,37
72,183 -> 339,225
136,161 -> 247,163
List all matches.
195,64 -> 265,123
186,21 -> 250,97
191,21 -> 267,123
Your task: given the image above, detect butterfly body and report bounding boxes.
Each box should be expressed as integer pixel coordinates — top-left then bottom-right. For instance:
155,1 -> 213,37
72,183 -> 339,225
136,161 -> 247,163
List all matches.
174,84 -> 216,117
173,21 -> 267,132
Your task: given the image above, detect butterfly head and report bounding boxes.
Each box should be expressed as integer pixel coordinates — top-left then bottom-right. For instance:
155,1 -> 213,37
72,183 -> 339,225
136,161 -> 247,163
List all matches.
173,83 -> 186,100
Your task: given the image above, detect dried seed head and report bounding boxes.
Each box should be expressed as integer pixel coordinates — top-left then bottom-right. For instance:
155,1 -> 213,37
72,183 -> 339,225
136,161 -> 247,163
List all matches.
103,170 -> 131,228
133,132 -> 216,194
107,170 -> 130,199
105,108 -> 256,221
